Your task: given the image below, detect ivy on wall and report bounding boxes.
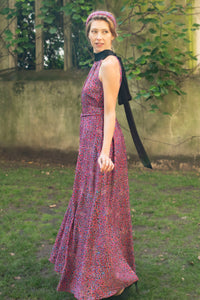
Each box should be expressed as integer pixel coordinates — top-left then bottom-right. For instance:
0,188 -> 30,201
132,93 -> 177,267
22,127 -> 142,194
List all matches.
0,0 -> 95,69
117,0 -> 200,113
0,0 -> 200,112
1,0 -> 35,69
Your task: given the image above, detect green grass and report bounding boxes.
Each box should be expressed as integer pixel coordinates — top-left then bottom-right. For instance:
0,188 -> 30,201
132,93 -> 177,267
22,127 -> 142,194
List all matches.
0,162 -> 200,300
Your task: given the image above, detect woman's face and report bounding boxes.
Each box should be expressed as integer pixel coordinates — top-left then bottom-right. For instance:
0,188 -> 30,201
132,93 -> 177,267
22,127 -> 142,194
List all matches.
88,20 -> 114,53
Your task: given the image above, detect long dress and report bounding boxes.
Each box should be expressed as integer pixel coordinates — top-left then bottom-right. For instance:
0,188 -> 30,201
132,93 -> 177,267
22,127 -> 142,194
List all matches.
49,57 -> 138,300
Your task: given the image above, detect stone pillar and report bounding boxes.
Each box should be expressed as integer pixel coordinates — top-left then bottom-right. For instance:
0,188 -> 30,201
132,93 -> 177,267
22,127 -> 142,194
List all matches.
0,0 -> 9,70
63,0 -> 72,71
35,0 -> 44,71
194,0 -> 200,69
9,0 -> 17,69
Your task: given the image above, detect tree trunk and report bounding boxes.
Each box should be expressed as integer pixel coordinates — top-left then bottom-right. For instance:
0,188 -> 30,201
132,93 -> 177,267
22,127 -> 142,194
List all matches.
35,0 -> 44,71
63,0 -> 72,71
9,0 -> 17,69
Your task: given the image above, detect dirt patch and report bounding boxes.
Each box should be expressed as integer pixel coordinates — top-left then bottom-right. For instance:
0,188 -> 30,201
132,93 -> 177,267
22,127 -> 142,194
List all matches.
166,214 -> 180,221
0,146 -> 78,168
133,225 -> 149,232
1,146 -> 200,171
162,186 -> 200,193
37,240 -> 52,262
171,186 -> 200,192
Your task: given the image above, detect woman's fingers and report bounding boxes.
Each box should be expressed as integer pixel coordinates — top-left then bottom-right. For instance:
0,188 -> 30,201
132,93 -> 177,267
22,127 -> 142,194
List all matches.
98,155 -> 114,173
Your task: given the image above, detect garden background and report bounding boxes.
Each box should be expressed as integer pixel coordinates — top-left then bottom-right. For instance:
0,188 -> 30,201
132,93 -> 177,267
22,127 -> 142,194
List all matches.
0,1 -> 200,299
0,0 -> 200,169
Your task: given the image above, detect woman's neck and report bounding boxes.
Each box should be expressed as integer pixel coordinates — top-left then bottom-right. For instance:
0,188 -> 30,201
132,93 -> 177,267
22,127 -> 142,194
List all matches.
94,49 -> 115,61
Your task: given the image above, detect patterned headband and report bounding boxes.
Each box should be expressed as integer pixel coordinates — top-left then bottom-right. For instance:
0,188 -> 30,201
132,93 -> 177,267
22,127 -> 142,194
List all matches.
86,11 -> 117,28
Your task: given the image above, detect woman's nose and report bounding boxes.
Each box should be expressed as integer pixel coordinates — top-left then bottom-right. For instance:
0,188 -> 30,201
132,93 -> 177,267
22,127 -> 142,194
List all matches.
97,32 -> 102,39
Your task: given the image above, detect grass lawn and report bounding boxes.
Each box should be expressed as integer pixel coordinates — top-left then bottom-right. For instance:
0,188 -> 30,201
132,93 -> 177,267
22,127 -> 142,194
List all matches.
0,161 -> 200,300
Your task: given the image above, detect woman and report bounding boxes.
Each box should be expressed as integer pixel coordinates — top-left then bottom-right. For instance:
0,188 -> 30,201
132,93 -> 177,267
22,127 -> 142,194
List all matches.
49,11 -> 138,300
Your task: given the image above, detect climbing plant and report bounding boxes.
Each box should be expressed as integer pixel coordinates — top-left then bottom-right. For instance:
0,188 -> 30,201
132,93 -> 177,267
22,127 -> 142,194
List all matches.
0,0 -> 95,69
1,0 -> 35,69
117,0 -> 200,113
60,0 -> 95,67
0,0 -> 200,111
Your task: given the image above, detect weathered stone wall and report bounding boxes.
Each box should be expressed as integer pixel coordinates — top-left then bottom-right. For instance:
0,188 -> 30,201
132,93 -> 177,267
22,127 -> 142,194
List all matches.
0,72 -> 200,160
0,73 -> 83,152
122,76 -> 200,158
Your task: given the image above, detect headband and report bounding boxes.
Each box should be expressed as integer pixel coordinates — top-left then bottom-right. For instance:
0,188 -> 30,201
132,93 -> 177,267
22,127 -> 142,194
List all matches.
86,11 -> 117,28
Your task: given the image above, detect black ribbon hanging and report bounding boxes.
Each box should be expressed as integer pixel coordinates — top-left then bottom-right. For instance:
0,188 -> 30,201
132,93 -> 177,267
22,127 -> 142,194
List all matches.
94,50 -> 152,169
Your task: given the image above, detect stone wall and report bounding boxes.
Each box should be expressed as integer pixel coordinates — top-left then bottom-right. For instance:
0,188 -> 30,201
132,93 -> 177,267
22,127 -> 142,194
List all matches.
0,71 -> 200,161
123,76 -> 200,158
0,72 -> 83,152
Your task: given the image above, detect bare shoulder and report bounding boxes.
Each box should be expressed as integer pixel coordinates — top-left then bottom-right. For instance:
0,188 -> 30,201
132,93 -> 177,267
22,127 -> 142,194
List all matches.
100,55 -> 120,81
101,55 -> 120,71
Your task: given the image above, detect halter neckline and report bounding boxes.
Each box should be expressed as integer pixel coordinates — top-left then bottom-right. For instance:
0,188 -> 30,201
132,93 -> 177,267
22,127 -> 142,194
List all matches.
94,50 -> 115,61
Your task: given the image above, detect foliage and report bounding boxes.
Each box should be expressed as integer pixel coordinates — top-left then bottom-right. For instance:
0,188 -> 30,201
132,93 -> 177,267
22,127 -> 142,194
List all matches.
38,0 -> 64,69
0,0 -> 200,110
0,0 -> 95,69
117,0 -> 200,113
60,0 -> 94,68
1,0 -> 35,69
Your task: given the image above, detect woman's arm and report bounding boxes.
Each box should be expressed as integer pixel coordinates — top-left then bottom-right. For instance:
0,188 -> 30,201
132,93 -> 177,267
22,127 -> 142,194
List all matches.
98,56 -> 121,173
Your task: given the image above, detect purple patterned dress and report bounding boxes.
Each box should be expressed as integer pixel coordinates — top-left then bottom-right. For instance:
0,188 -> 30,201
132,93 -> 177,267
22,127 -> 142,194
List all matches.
49,58 -> 138,300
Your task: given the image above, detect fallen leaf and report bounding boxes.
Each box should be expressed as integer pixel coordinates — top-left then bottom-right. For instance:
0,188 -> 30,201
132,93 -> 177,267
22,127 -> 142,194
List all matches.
28,161 -> 33,164
49,204 -> 56,208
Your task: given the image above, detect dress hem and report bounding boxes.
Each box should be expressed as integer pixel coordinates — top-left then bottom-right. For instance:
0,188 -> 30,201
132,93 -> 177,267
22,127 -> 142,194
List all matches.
49,258 -> 138,300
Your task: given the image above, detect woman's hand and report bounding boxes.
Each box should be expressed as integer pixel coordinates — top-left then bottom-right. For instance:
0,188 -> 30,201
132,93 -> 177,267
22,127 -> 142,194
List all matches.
98,153 -> 114,173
